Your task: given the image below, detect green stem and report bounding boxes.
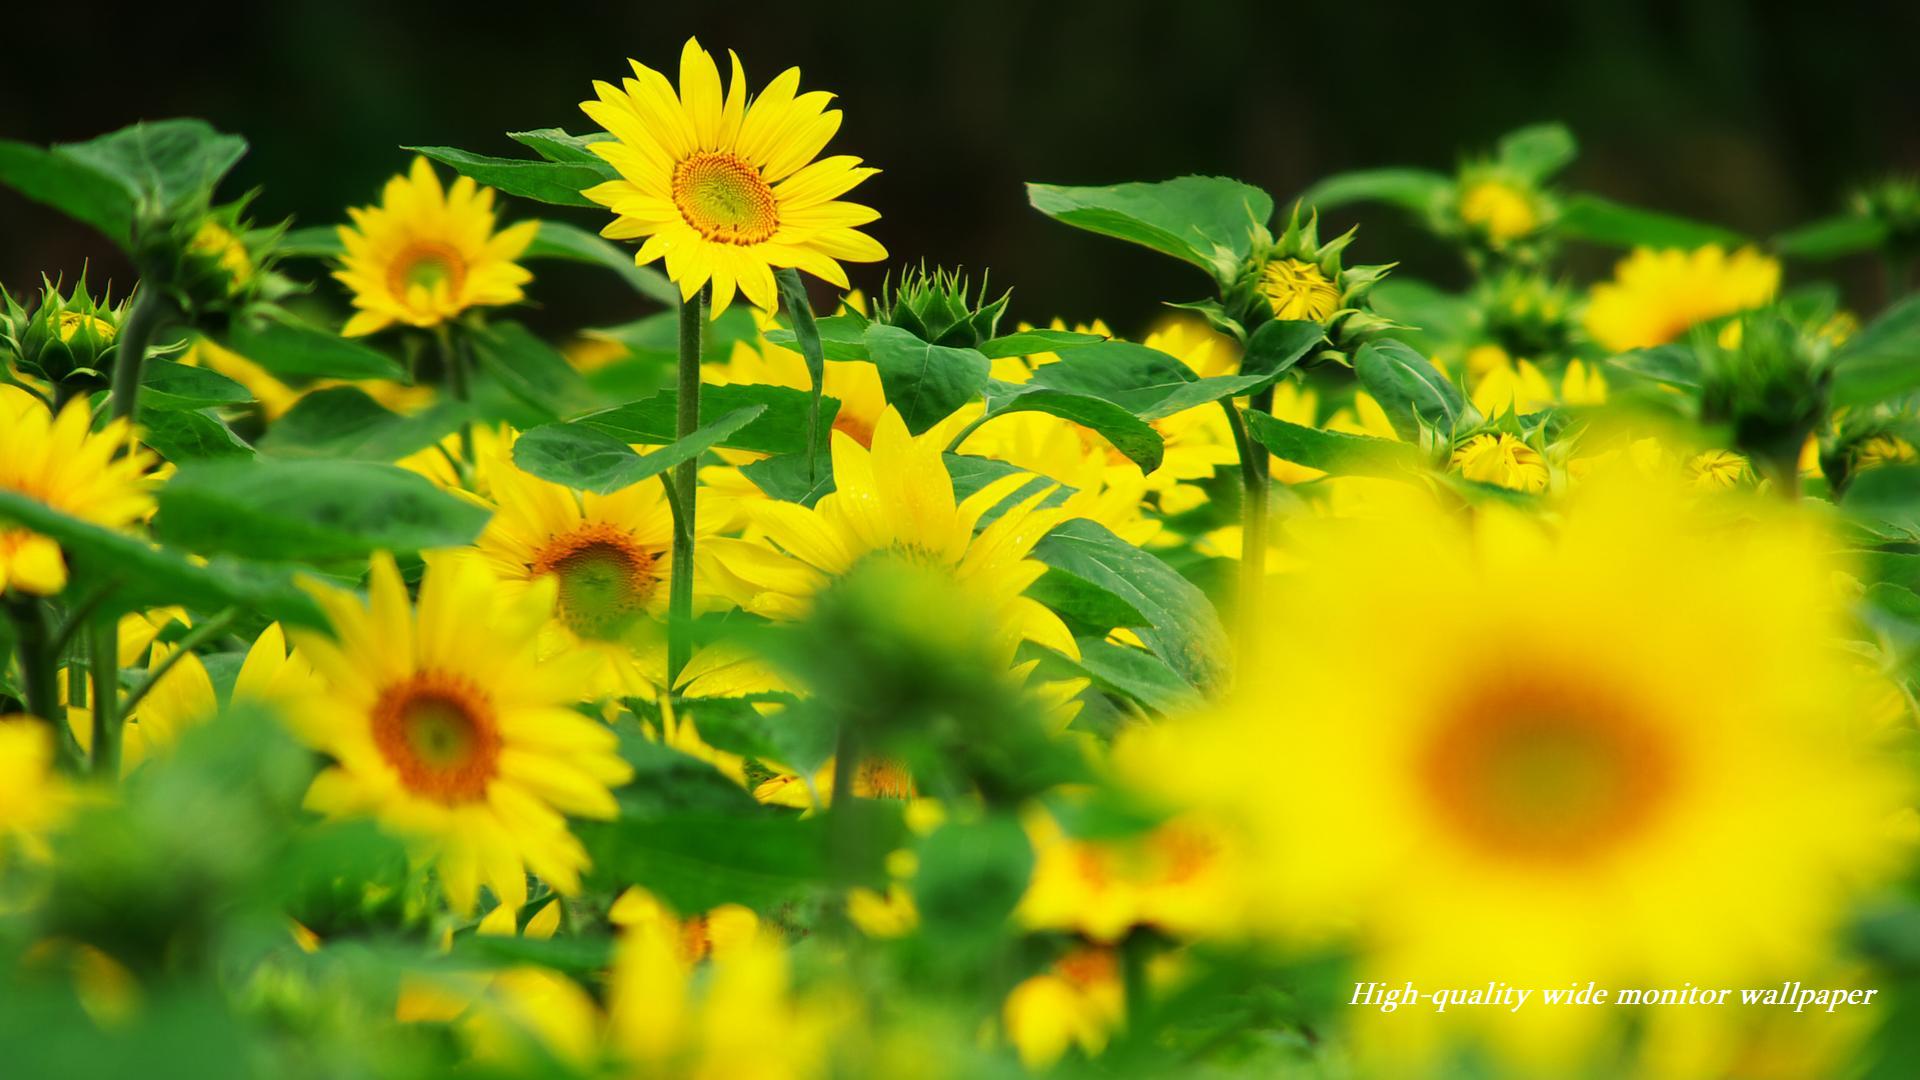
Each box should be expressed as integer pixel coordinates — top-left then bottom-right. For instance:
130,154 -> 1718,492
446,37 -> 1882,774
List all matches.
4,595 -> 76,769
666,288 -> 706,686
1885,252 -> 1912,308
118,609 -> 236,718
88,619 -> 121,778
1221,395 -> 1270,656
108,287 -> 171,422
437,326 -> 477,471
825,720 -> 861,936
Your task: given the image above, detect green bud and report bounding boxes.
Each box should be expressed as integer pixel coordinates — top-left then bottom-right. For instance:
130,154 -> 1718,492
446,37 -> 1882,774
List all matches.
1231,205 -> 1396,366
1850,176 -> 1920,254
873,263 -> 1009,349
133,193 -> 288,321
2,270 -> 126,393
1470,269 -> 1580,361
1699,312 -> 1832,488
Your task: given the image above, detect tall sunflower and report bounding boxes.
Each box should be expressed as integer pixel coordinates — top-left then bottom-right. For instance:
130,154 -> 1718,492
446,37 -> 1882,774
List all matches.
0,385 -> 154,596
287,552 -> 632,913
1584,245 -> 1779,354
580,38 -> 885,315
334,157 -> 539,337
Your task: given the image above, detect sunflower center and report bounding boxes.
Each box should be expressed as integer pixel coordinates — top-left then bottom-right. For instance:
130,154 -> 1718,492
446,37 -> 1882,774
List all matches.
57,311 -> 115,343
671,151 -> 779,245
371,672 -> 501,804
531,524 -> 662,640
388,240 -> 469,300
1259,258 -> 1341,323
1421,679 -> 1675,863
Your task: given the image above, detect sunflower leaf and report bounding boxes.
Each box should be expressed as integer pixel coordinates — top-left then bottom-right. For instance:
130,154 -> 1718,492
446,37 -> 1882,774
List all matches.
0,138 -> 137,247
861,324 -> 991,435
958,384 -> 1165,473
1354,338 -> 1465,440
257,387 -> 470,462
1028,176 -> 1273,285
1555,193 -> 1744,249
224,312 -> 406,381
513,405 -> 767,495
575,384 -> 837,456
404,145 -> 608,208
1243,412 -> 1423,479
1295,167 -> 1451,216
522,219 -> 677,305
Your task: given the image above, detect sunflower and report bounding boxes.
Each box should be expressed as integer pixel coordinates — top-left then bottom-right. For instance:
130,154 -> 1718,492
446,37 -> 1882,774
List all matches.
0,386 -> 155,596
1003,947 -> 1125,1070
1122,474 -> 1910,1068
287,552 -> 632,913
580,38 -> 886,315
0,718 -> 76,864
1584,245 -> 1779,354
1258,257 -> 1342,321
1451,432 -> 1550,492
334,157 -> 539,337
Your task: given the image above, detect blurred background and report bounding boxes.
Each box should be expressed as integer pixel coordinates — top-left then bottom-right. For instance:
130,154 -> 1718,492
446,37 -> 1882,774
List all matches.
5,0 -> 1919,336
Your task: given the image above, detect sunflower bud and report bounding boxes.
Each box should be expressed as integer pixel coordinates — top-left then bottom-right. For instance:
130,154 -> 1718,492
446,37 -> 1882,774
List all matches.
1470,270 -> 1579,362
1446,164 -> 1557,266
1699,311 -> 1831,490
1850,176 -> 1920,257
1231,206 -> 1395,366
134,195 -> 283,320
2,272 -> 126,395
873,263 -> 1009,349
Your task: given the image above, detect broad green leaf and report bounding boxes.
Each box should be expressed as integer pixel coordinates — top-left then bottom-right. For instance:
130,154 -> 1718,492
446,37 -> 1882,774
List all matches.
506,128 -> 614,165
862,324 -> 991,434
1830,296 -> 1920,408
522,218 -> 676,304
1240,318 -> 1325,383
56,119 -> 247,218
1496,122 -> 1578,180
580,812 -> 830,912
944,453 -> 1074,526
1555,193 -> 1744,249
575,384 -> 837,455
1066,636 -> 1204,715
740,454 -> 837,505
912,815 -> 1032,940
224,315 -> 406,380
1027,176 -> 1273,281
513,405 -> 766,494
1027,340 -> 1267,419
153,460 -> 491,561
277,225 -> 343,257
1296,167 -> 1450,215
1354,338 -> 1465,439
257,387 -> 469,461
0,138 -> 135,246
978,328 -> 1107,359
1775,215 -> 1888,260
405,145 -> 606,207
962,384 -> 1164,473
1606,344 -> 1701,389
0,490 -> 321,625
763,313 -> 870,359
136,407 -> 254,462
1370,278 -> 1475,355
1025,570 -> 1150,632
1842,465 -> 1920,544
138,359 -> 251,410
1033,518 -> 1230,693
466,320 -> 603,420
1244,412 -> 1423,479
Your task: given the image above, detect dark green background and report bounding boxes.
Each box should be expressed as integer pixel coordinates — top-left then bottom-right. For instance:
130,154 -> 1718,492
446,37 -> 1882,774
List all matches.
4,0 -> 1916,335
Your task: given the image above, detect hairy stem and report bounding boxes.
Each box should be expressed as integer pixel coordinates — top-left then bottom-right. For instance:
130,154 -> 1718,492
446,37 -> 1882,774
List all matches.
667,287 -> 706,686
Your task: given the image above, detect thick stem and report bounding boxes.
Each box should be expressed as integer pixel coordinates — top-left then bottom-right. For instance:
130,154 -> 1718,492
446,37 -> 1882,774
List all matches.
666,288 -> 706,686
4,596 -> 79,770
88,619 -> 121,778
437,325 -> 477,471
1221,396 -> 1270,657
108,287 -> 171,422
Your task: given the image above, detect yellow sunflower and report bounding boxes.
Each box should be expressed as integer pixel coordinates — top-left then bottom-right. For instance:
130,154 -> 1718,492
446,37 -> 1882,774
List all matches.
287,552 -> 632,913
580,37 -> 886,315
0,386 -> 155,596
334,157 -> 539,337
1584,245 -> 1779,354
0,718 -> 76,864
1451,432 -> 1550,493
1122,473 -> 1911,1068
1003,946 -> 1125,1070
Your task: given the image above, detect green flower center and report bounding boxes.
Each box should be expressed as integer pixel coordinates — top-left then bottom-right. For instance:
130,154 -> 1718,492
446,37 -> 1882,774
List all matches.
534,526 -> 662,641
388,241 -> 468,301
371,673 -> 500,804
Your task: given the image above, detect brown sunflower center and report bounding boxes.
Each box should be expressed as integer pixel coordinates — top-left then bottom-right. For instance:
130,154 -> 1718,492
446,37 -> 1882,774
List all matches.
671,151 -> 779,245
388,240 -> 469,300
371,672 -> 501,804
1420,677 -> 1676,863
531,525 -> 662,640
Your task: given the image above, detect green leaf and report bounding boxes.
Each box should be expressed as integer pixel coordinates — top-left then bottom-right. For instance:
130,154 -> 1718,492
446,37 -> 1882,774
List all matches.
1025,570 -> 1149,632
0,490 -> 321,625
763,312 -> 870,360
1027,176 -> 1273,281
56,119 -> 247,218
404,145 -> 608,208
1556,193 -> 1744,249
1296,167 -> 1450,215
1496,123 -> 1577,180
257,387 -> 469,461
1830,296 -> 1920,408
775,268 -> 828,475
978,328 -> 1107,359
522,218 -> 676,304
1775,215 -> 1888,260
1606,344 -> 1701,389
512,405 -> 766,495
1066,636 -> 1204,715
465,320 -> 603,420
1843,465 -> 1920,543
0,139 -> 135,246
1370,278 -> 1476,355
136,408 -> 254,462
1354,338 -> 1465,439
575,384 -> 836,456
224,314 -> 406,381
138,359 -> 251,410
581,812 -> 828,912
1033,518 -> 1230,693
862,324 -> 991,434
277,225 -> 343,258
912,815 -> 1033,940
945,453 -> 1074,526
740,454 -> 837,505
964,384 -> 1164,473
1240,318 -> 1326,383
1243,411 -> 1423,478
505,128 -> 614,165
153,460 -> 491,561
1027,340 -> 1268,419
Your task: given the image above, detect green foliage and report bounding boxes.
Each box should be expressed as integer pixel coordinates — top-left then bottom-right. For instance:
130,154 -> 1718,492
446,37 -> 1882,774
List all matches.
968,382 -> 1165,472
257,388 -> 470,461
1028,176 -> 1274,285
1555,193 -> 1744,249
572,384 -> 836,455
404,144 -> 609,207
862,324 -> 992,434
225,313 -> 406,380
1353,338 -> 1465,440
513,405 -> 766,494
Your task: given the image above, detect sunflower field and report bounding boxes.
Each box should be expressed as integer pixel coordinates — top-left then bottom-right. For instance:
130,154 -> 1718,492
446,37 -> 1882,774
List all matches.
7,32 -> 1920,1080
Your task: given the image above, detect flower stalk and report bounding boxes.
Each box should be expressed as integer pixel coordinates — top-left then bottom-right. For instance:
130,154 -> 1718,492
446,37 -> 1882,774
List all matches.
107,287 -> 172,422
666,287 -> 707,685
88,619 -> 121,778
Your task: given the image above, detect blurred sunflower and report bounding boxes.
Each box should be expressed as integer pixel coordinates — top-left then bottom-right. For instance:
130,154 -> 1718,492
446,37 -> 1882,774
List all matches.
334,157 -> 539,336
580,38 -> 885,314
288,553 -> 632,913
0,719 -> 75,863
0,386 -> 155,596
1584,246 -> 1779,353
